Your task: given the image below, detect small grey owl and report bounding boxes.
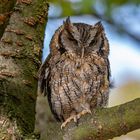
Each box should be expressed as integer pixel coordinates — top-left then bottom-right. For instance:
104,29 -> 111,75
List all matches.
38,17 -> 110,128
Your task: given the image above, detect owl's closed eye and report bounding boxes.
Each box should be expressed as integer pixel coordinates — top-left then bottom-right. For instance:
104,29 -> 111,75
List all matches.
57,17 -> 108,58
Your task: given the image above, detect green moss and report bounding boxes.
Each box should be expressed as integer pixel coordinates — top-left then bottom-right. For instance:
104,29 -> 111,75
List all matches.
0,78 -> 37,134
73,126 -> 91,140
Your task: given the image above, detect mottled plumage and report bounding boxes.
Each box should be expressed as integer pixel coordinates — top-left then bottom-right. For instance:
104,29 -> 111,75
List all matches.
38,17 -> 110,128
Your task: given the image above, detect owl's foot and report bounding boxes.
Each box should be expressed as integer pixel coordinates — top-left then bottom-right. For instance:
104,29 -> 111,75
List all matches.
61,109 -> 92,129
61,115 -> 77,129
77,109 -> 92,119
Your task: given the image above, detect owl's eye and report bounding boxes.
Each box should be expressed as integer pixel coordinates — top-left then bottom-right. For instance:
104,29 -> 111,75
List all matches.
68,36 -> 78,44
89,39 -> 97,46
58,47 -> 66,54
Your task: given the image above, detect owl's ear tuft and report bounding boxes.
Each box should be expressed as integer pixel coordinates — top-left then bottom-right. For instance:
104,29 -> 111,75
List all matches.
63,16 -> 73,31
65,16 -> 71,25
94,21 -> 104,33
63,17 -> 80,40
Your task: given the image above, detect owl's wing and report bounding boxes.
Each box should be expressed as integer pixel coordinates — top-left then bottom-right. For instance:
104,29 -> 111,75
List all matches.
106,58 -> 112,87
106,58 -> 110,78
38,54 -> 51,96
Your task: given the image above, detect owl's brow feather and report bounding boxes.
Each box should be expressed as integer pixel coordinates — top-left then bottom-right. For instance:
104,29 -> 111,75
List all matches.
98,35 -> 104,55
58,30 -> 67,54
75,25 -> 90,43
81,27 -> 90,43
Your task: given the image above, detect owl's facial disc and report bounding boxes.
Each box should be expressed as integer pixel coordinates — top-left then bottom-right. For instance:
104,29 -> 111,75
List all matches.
62,18 -> 105,57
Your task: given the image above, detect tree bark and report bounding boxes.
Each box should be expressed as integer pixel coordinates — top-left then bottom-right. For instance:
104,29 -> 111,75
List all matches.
0,0 -> 49,138
36,98 -> 140,140
0,0 -> 17,38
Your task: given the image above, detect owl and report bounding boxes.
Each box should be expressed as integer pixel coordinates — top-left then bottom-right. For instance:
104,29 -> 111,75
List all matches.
38,17 -> 110,129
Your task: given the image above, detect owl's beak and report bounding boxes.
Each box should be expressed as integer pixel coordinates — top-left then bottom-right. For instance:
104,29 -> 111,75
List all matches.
81,47 -> 84,59
80,47 -> 85,65
76,47 -> 84,68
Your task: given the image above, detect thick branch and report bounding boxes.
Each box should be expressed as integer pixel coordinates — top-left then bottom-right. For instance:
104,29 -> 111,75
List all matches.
37,98 -> 140,140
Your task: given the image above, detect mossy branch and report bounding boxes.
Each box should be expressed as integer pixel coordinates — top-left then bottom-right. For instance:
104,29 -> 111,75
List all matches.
37,98 -> 140,140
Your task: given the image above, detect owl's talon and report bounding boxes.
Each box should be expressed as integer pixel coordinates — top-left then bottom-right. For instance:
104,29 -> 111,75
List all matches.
61,109 -> 92,129
77,109 -> 92,119
61,115 -> 77,129
61,122 -> 66,129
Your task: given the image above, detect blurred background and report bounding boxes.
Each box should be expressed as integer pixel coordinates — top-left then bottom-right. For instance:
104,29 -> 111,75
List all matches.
42,0 -> 140,139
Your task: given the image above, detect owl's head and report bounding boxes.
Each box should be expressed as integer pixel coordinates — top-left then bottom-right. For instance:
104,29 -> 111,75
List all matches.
57,17 -> 109,58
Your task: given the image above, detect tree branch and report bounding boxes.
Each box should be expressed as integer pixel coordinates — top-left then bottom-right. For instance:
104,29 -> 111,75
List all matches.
36,98 -> 140,140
